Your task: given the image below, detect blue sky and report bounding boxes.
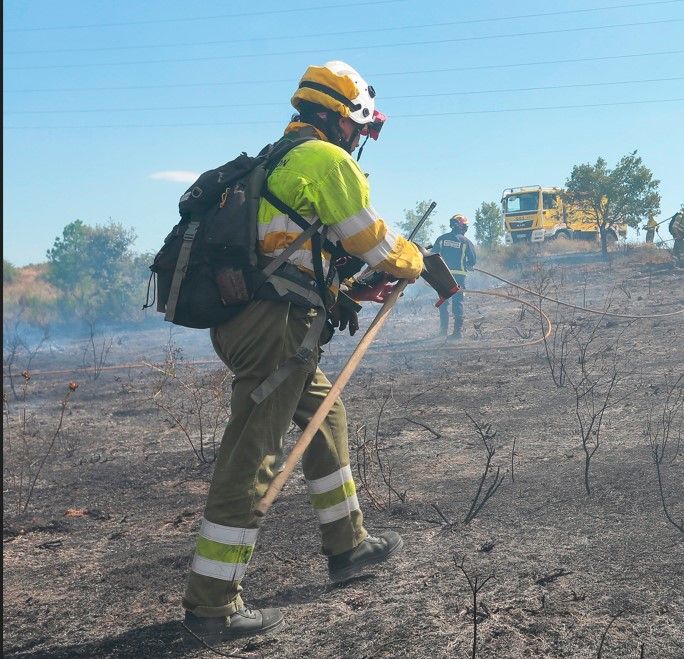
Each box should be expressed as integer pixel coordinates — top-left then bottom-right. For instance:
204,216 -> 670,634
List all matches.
4,0 -> 684,266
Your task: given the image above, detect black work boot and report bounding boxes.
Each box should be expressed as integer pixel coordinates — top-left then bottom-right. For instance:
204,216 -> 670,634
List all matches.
183,606 -> 283,643
449,317 -> 463,341
328,531 -> 404,583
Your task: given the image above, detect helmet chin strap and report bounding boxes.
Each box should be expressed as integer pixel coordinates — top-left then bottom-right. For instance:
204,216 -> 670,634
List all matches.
356,134 -> 370,161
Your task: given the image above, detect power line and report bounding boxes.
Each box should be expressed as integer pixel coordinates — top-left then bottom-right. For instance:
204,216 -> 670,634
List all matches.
395,97 -> 684,118
4,49 -> 683,94
7,77 -> 683,115
3,0 -> 406,32
6,0 -> 683,55
5,97 -> 683,130
5,18 -> 683,71
386,76 -> 684,99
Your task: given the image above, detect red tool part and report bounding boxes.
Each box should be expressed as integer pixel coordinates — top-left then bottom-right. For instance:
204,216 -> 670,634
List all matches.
436,283 -> 462,307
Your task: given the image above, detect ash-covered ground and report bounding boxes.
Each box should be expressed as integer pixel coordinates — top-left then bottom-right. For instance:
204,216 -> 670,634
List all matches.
3,249 -> 683,658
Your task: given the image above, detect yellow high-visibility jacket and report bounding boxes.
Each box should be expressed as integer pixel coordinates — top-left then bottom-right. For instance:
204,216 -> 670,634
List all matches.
257,123 -> 423,285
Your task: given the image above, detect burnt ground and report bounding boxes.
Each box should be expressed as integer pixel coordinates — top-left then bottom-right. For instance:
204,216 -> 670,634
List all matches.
3,248 -> 683,659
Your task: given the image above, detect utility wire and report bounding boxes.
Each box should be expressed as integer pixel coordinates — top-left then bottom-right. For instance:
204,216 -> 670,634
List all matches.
7,77 -> 682,115
394,97 -> 684,119
5,49 -> 682,94
5,97 -> 683,130
6,0 -> 683,54
3,0 -> 406,32
5,18 -> 683,70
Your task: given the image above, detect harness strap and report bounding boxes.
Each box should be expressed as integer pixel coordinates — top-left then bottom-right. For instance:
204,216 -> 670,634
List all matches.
261,188 -> 338,254
265,274 -> 324,308
249,280 -> 327,405
249,309 -> 326,405
164,221 -> 199,322
245,138 -> 333,404
260,219 -> 323,279
310,226 -> 331,305
261,187 -> 334,304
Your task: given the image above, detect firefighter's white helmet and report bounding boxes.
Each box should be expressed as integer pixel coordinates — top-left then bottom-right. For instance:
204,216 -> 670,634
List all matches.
292,60 -> 376,125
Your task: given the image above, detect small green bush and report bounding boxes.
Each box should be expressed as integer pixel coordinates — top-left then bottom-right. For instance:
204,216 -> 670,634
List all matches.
3,259 -> 18,283
46,220 -> 150,323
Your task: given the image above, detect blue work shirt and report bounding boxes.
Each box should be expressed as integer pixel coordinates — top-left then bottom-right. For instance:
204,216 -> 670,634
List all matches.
432,231 -> 477,275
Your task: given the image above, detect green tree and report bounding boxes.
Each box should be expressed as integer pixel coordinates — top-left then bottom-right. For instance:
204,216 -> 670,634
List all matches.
474,201 -> 503,247
564,151 -> 660,255
3,259 -> 18,283
46,220 -> 143,322
398,200 -> 435,246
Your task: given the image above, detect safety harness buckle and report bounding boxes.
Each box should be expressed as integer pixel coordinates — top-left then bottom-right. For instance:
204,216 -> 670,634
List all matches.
294,346 -> 314,364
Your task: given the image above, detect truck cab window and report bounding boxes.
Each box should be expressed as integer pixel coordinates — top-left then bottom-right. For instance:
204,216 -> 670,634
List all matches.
506,192 -> 539,213
543,194 -> 558,210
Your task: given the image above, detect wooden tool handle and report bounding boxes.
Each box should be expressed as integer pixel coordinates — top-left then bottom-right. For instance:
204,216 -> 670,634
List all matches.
254,279 -> 409,517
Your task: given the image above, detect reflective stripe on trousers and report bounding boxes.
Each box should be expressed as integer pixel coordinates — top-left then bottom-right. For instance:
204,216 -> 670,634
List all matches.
190,519 -> 258,582
307,464 -> 360,524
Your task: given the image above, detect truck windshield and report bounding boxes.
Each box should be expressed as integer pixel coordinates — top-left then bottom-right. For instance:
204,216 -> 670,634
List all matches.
505,193 -> 539,213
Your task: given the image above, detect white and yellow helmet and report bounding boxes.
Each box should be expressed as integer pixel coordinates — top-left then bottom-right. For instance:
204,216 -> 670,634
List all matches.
450,214 -> 469,231
292,60 -> 377,126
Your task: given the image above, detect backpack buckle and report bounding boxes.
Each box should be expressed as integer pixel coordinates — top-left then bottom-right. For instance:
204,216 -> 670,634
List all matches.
294,346 -> 314,364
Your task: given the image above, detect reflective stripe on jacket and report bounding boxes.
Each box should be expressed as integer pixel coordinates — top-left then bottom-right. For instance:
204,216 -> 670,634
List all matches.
432,231 -> 476,275
257,123 -> 423,282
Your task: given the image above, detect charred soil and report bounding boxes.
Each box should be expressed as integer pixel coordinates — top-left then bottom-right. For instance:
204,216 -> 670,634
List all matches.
3,249 -> 683,658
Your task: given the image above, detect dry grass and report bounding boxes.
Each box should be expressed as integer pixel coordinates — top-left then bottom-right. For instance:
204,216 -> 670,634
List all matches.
615,242 -> 674,266
479,240 -> 673,276
3,264 -> 60,304
3,264 -> 62,325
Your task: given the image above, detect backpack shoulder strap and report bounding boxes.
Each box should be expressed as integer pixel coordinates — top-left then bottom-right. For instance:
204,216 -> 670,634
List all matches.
263,135 -> 314,172
164,221 -> 200,322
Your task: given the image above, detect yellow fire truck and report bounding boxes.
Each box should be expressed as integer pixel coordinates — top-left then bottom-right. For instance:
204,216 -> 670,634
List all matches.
501,186 -> 627,244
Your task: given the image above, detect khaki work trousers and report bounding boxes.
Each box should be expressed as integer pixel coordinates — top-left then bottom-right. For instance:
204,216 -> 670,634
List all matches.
183,299 -> 368,617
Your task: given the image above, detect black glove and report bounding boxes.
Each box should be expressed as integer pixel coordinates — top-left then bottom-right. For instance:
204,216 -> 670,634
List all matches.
328,303 -> 359,336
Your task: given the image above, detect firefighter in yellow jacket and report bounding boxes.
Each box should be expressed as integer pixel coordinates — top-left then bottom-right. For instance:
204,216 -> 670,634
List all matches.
643,214 -> 658,244
182,61 -> 424,642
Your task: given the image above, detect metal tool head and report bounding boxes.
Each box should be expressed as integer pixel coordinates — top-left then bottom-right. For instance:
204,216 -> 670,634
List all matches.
421,253 -> 461,305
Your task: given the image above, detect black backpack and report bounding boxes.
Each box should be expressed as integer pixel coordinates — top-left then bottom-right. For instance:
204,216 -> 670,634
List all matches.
146,136 -> 322,329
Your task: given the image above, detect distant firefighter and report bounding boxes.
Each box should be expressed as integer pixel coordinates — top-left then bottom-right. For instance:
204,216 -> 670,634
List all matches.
644,214 -> 658,244
669,210 -> 684,267
432,214 -> 477,340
